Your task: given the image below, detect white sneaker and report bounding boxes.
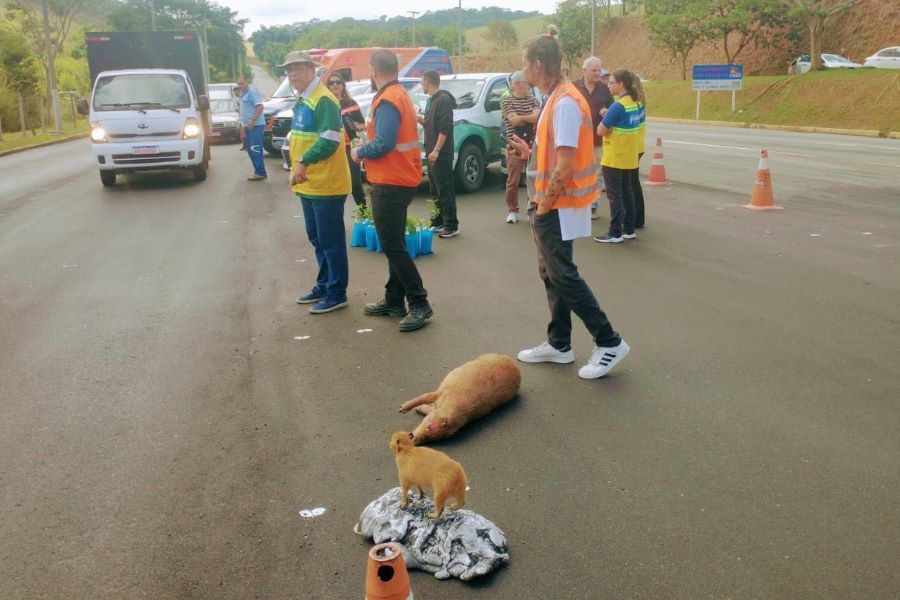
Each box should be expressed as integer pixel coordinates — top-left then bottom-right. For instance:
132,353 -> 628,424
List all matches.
517,341 -> 575,364
622,233 -> 636,240
578,340 -> 630,379
506,212 -> 518,224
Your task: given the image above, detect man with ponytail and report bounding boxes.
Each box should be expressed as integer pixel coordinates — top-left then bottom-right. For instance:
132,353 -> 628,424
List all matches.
510,26 -> 630,380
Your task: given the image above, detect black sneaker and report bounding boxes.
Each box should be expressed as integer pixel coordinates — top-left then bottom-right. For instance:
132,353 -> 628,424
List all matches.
398,304 -> 433,332
364,300 -> 408,317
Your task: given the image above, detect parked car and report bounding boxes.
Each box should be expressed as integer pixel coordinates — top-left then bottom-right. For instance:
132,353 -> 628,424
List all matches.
788,53 -> 862,74
863,46 -> 900,69
410,73 -> 512,193
208,97 -> 241,144
209,82 -> 239,97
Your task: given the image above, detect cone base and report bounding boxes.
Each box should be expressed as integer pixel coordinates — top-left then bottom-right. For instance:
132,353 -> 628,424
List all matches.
645,180 -> 670,186
743,203 -> 783,211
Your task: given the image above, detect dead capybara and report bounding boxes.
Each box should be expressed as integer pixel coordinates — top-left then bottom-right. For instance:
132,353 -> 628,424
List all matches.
399,353 -> 521,444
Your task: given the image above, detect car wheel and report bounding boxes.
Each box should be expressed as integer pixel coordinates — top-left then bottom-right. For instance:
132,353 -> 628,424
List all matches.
193,160 -> 208,182
99,170 -> 116,186
455,143 -> 485,193
264,139 -> 280,157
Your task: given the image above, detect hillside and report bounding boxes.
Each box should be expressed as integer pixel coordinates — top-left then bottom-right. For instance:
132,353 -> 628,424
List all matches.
460,0 -> 899,79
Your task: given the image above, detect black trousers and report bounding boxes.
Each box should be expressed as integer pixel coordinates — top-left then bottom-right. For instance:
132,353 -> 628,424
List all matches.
427,158 -> 458,230
345,145 -> 367,206
530,208 -> 621,349
370,184 -> 428,309
602,165 -> 636,237
632,152 -> 645,228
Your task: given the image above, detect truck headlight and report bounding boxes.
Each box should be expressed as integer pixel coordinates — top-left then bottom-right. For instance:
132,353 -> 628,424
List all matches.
90,124 -> 108,142
183,117 -> 201,139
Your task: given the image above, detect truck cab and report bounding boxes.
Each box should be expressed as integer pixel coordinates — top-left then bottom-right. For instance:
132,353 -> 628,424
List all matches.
78,31 -> 211,186
81,68 -> 209,186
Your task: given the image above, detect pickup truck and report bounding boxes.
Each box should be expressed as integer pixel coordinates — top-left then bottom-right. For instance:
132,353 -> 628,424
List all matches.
78,31 -> 211,186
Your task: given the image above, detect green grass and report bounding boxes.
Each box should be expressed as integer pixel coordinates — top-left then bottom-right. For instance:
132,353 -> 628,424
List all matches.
0,120 -> 89,154
465,15 -> 548,53
645,69 -> 900,135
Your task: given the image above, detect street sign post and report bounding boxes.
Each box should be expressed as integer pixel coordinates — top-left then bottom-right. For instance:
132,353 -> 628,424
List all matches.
692,64 -> 743,120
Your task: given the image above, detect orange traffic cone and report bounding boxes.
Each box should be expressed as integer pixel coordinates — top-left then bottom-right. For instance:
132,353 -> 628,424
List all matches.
744,149 -> 782,211
365,543 -> 413,600
645,137 -> 670,186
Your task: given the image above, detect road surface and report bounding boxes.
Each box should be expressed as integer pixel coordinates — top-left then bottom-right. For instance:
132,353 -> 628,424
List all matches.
1,125 -> 898,598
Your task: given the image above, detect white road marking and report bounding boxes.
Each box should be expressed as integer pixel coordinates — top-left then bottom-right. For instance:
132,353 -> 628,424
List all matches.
356,328 -> 373,333
811,141 -> 859,147
294,335 -> 310,340
62,264 -> 78,268
667,140 -> 757,152
298,507 -> 326,518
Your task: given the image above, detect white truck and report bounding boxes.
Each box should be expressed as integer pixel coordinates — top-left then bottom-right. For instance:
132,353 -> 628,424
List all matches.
77,32 -> 211,186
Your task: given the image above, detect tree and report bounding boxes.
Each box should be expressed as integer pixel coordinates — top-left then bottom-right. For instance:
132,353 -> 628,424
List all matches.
554,0 -> 593,71
108,0 -> 248,80
645,0 -> 707,79
484,20 -> 518,51
703,0 -> 792,64
6,0 -> 85,113
778,0 -> 858,70
0,24 -> 41,133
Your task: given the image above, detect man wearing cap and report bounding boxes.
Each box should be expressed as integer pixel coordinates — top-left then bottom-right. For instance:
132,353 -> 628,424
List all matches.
574,57 -> 613,219
351,49 -> 433,332
281,50 -> 352,315
237,75 -> 267,180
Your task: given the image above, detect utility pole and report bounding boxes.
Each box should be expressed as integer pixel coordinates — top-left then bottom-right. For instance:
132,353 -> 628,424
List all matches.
150,0 -> 156,30
408,11 -> 419,47
591,0 -> 596,56
457,0 -> 463,73
40,0 -> 63,133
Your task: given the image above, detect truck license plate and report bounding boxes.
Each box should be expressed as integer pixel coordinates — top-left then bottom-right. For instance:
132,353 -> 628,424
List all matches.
132,146 -> 159,155
210,131 -> 221,137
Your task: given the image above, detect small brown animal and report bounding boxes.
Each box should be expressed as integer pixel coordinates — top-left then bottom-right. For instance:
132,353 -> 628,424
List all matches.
390,430 -> 467,519
400,353 -> 521,445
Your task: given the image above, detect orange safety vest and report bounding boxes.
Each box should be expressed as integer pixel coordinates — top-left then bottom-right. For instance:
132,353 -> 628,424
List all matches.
365,82 -> 422,187
532,82 -> 599,210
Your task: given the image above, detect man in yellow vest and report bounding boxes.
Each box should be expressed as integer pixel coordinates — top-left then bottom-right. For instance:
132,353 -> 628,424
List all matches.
509,27 -> 630,379
280,50 -> 352,314
351,50 -> 432,332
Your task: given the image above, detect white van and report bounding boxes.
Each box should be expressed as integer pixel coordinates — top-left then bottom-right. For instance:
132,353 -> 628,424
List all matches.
80,68 -> 209,186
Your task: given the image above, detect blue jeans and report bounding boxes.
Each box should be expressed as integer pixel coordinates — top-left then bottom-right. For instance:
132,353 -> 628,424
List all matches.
530,207 -> 620,349
245,125 -> 267,176
298,195 -> 349,302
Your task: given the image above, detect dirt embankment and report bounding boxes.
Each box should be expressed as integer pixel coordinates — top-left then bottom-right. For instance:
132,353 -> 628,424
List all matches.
458,0 -> 899,79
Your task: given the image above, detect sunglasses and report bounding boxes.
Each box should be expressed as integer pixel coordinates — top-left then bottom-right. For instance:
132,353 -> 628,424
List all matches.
328,80 -> 343,86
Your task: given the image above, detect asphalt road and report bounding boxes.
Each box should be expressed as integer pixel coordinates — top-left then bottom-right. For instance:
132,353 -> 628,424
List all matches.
1,127 -> 898,599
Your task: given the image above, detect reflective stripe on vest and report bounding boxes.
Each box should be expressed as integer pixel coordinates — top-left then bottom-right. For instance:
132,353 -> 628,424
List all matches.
365,82 -> 422,187
532,82 -> 599,210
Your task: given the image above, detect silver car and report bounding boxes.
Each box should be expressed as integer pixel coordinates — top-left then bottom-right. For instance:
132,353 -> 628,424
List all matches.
863,47 -> 900,69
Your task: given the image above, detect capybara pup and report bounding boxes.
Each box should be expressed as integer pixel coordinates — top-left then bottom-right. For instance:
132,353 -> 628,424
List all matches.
390,431 -> 467,518
399,353 -> 521,444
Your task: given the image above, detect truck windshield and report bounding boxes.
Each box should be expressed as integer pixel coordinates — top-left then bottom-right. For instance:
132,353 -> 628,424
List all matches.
93,73 -> 191,111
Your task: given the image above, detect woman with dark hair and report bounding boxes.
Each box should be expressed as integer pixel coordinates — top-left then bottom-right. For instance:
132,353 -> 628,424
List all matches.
509,26 -> 630,380
594,69 -> 644,243
327,76 -> 367,206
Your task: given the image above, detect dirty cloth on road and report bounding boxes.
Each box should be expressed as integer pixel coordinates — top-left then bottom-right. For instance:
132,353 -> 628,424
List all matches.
356,487 -> 509,580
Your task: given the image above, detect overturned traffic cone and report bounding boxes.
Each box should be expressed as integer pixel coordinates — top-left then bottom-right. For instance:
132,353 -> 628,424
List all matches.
365,542 -> 413,600
645,137 -> 670,186
744,149 -> 783,211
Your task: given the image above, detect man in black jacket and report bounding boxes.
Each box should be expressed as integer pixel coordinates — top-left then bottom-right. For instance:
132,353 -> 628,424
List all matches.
419,70 -> 459,238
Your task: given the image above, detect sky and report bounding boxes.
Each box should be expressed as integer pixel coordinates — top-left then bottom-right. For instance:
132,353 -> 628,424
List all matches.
221,0 -> 553,34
